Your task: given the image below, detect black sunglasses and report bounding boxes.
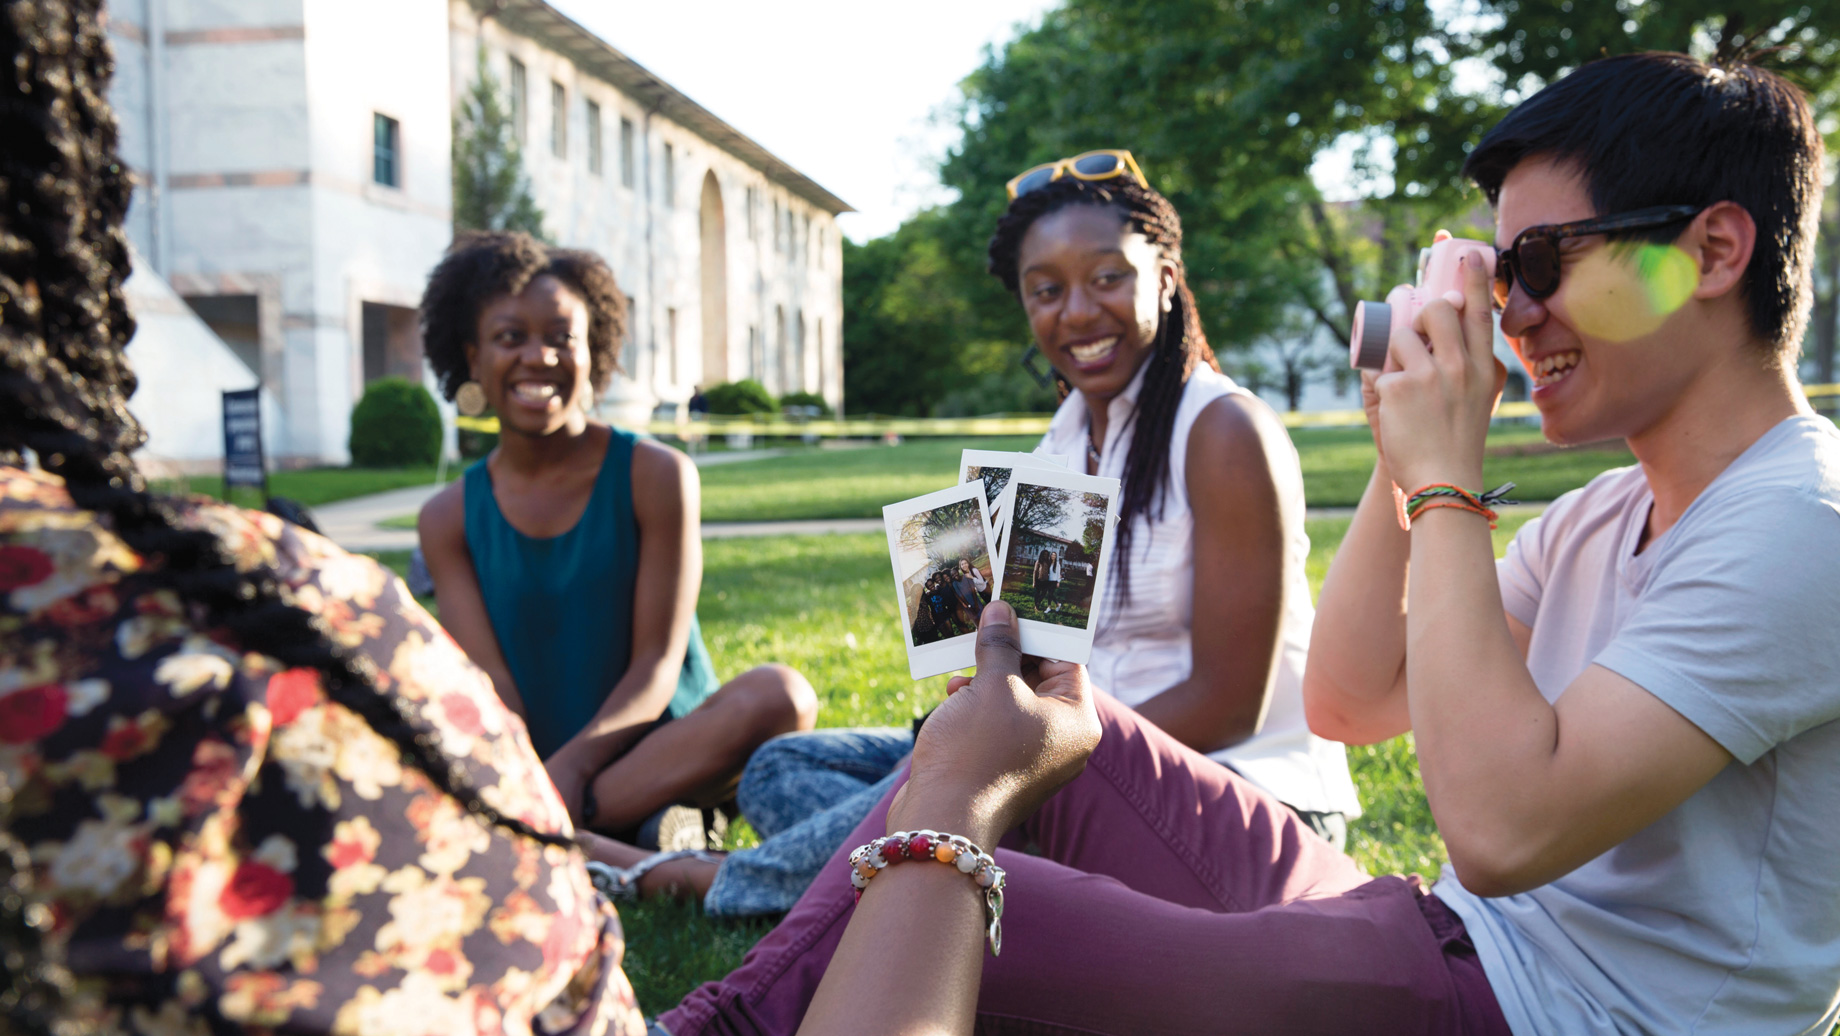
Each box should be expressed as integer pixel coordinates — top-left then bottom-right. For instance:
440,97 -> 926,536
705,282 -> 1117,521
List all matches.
1493,204 -> 1703,309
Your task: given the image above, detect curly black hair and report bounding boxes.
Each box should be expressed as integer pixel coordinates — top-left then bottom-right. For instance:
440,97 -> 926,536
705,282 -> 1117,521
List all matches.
987,176 -> 1220,604
0,4 -> 570,1028
420,230 -> 628,402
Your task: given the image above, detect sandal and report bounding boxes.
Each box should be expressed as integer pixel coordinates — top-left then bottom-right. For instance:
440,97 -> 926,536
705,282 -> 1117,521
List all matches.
585,849 -> 722,902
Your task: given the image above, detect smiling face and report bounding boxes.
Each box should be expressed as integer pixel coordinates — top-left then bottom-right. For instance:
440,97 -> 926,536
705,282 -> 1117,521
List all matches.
1016,204 -> 1174,403
1495,157 -> 1717,446
465,274 -> 594,439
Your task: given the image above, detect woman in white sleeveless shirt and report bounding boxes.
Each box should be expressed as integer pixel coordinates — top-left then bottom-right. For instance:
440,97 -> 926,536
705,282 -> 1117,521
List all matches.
1012,165 -> 1359,832
605,156 -> 1359,913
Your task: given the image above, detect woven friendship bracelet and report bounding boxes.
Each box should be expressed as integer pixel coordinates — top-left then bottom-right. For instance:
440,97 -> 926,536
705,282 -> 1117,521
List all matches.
1395,481 -> 1518,531
848,830 -> 1007,956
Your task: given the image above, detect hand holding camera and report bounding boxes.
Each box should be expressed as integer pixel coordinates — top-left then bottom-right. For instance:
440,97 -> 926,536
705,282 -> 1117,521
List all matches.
1356,231 -> 1508,493
1349,234 -> 1497,370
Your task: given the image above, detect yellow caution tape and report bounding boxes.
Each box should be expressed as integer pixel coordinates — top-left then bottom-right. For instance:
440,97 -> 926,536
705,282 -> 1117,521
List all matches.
449,384 -> 1838,438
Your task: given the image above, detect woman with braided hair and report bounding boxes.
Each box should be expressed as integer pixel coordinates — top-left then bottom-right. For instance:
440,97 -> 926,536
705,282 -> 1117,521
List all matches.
0,3 -> 648,1030
615,155 -> 1357,930
652,156 -> 1385,1035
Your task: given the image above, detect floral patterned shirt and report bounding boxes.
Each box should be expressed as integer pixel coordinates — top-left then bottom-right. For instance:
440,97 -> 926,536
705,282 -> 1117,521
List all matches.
0,467 -> 645,1036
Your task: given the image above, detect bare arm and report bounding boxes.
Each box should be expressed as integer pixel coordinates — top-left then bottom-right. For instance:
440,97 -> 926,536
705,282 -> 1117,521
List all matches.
419,480 -> 528,717
1374,258 -> 1730,895
545,442 -> 701,795
1132,394 -> 1293,753
1301,461 -> 1414,744
800,605 -> 1100,1036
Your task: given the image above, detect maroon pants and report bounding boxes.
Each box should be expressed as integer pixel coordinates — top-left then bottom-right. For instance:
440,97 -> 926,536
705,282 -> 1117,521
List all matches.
660,692 -> 1508,1036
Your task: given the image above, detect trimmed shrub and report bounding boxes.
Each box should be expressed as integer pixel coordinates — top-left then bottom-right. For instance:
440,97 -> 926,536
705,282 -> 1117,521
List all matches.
349,376 -> 442,467
705,379 -> 776,416
778,390 -> 833,417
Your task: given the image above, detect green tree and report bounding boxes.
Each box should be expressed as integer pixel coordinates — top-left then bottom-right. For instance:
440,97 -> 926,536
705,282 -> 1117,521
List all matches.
854,0 -> 1840,411
842,211 -> 1052,416
452,47 -> 547,238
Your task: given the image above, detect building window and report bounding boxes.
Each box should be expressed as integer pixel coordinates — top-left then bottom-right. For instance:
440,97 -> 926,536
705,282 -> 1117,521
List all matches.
509,57 -> 527,144
550,81 -> 567,158
586,100 -> 602,175
372,113 -> 399,187
745,186 -> 757,239
666,307 -> 679,385
622,294 -> 637,375
772,200 -> 781,252
815,224 -> 825,268
663,143 -> 675,208
620,117 -> 635,188
794,311 -> 806,392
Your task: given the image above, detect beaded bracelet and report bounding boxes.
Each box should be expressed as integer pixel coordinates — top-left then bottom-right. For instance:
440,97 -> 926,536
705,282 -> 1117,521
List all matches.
1394,481 -> 1518,531
848,830 -> 1007,956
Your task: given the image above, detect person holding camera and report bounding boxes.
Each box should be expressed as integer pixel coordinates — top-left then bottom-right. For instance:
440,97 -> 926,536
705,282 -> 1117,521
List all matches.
651,52 -> 1840,1036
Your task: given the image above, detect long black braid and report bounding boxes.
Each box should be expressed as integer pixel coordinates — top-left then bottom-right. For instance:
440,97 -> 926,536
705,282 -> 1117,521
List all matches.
0,3 -> 567,1027
987,176 -> 1220,604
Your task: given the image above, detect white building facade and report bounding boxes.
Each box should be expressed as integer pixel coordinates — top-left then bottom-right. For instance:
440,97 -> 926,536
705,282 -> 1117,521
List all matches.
106,0 -> 848,465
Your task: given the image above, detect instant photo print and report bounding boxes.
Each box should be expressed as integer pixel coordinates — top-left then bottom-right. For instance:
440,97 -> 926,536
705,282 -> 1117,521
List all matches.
883,482 -> 999,680
991,467 -> 1120,665
958,450 -> 1071,557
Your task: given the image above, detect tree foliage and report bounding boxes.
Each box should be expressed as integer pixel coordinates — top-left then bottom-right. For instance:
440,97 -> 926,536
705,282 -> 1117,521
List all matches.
453,47 -> 547,239
844,0 -> 1840,412
349,377 -> 442,468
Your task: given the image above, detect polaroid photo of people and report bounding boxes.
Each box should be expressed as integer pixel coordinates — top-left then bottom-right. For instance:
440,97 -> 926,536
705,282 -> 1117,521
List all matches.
883,482 -> 999,680
991,467 -> 1121,665
958,449 -> 1072,557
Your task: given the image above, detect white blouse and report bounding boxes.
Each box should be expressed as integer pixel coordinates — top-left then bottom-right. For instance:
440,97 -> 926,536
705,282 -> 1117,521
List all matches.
1039,362 -> 1361,815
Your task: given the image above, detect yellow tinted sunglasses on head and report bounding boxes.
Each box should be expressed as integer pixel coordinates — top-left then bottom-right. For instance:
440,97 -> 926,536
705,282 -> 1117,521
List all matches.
1005,149 -> 1148,201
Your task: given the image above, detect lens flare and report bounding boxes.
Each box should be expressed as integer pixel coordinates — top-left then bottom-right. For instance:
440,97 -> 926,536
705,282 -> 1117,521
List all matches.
1561,243 -> 1700,342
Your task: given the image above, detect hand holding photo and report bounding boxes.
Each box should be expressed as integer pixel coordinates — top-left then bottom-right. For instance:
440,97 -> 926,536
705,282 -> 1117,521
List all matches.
991,468 -> 1120,665
883,483 -> 999,680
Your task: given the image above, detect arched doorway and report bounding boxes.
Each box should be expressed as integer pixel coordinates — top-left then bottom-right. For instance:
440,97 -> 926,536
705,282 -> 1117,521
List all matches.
699,172 -> 728,386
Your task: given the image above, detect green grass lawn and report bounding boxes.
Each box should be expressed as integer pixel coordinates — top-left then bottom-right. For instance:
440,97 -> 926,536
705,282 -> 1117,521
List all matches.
699,436 -> 1041,522
178,422 -> 1635,529
699,426 -> 1630,521
167,465 -> 456,508
370,511 -> 1542,1013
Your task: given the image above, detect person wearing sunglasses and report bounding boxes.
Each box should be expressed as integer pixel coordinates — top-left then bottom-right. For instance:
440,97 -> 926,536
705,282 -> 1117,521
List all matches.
645,52 -> 1839,1036
1307,48 -> 1840,1036
655,149 -> 1381,1031
602,148 -> 1358,924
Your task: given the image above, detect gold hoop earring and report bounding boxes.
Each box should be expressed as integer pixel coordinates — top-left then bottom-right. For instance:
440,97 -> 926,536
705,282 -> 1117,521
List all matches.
455,381 -> 487,417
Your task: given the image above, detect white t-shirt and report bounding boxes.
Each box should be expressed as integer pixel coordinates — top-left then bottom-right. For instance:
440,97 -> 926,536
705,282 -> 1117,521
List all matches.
1039,363 -> 1361,815
1434,415 -> 1840,1036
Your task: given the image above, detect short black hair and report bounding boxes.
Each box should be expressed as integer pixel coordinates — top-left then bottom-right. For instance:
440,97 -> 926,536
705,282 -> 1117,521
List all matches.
420,230 -> 627,400
1465,52 -> 1823,357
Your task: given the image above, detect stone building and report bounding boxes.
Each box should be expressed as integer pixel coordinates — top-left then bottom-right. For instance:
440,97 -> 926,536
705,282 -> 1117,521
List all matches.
105,0 -> 849,465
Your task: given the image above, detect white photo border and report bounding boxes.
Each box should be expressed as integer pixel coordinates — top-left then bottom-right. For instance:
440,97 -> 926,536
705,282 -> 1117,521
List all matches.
882,482 -> 998,681
991,467 -> 1121,665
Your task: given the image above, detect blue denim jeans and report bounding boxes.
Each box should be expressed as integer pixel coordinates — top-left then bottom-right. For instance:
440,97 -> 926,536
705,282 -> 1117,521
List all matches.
702,727 -> 914,917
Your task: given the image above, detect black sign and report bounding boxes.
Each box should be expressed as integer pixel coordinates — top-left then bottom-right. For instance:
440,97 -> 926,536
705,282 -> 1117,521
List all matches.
221,388 -> 267,493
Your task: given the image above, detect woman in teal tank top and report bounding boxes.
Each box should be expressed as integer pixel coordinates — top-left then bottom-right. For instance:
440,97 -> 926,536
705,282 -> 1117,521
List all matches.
416,233 -> 816,850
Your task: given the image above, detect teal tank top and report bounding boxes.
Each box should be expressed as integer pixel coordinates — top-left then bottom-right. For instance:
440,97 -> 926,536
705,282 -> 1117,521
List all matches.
463,427 -> 719,758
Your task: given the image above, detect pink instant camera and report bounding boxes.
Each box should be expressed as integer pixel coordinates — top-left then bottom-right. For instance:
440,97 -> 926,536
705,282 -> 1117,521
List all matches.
1348,236 -> 1496,370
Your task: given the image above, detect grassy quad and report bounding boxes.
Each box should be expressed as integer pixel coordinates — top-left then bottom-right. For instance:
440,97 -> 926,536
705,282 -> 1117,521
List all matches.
368,507 -> 1544,1013
353,419 -> 1642,1012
